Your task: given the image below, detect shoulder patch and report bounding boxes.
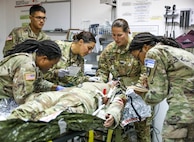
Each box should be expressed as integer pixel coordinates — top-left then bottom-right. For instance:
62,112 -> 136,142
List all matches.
144,58 -> 156,68
25,73 -> 35,81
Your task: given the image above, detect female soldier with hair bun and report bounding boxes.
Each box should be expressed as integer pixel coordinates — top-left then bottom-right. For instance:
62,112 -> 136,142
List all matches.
129,32 -> 194,141
96,18 -> 151,142
0,39 -> 63,105
44,31 -> 97,87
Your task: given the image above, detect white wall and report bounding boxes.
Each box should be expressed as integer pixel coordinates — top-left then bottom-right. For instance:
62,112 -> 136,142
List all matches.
71,0 -> 112,30
0,0 -> 17,60
0,0 -> 6,60
117,0 -> 194,38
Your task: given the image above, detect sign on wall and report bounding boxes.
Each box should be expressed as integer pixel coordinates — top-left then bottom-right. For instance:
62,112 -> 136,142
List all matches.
15,0 -> 42,7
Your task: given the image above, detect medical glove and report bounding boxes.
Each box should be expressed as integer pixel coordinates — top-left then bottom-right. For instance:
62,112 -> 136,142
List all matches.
56,85 -> 65,91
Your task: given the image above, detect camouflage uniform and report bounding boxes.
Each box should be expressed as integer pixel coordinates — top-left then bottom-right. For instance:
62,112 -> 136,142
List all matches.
3,25 -> 50,57
96,39 -> 151,142
9,82 -> 126,128
44,40 -> 89,86
0,53 -> 54,104
144,44 -> 194,142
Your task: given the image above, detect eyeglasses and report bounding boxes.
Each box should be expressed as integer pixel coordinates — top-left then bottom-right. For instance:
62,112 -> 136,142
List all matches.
32,16 -> 47,21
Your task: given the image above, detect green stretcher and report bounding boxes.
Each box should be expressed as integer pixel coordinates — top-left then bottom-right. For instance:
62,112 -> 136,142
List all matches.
0,112 -> 124,142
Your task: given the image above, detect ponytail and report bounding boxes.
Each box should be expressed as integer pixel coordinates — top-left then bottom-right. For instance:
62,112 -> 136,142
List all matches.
129,32 -> 182,51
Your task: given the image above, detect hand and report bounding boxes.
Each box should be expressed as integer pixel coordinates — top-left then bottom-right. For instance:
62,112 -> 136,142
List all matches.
89,76 -> 101,82
104,114 -> 114,127
56,85 -> 65,91
138,73 -> 148,88
58,69 -> 69,77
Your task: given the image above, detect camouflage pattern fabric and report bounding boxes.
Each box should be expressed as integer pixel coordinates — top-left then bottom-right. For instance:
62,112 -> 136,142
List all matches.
96,39 -> 146,88
8,82 -> 126,129
3,25 -> 50,57
144,44 -> 194,141
44,40 -> 89,86
0,112 -> 104,142
0,53 -> 54,104
96,39 -> 151,142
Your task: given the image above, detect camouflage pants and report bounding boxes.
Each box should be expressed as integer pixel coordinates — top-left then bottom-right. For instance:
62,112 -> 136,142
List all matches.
134,116 -> 152,142
162,123 -> 194,142
162,93 -> 194,142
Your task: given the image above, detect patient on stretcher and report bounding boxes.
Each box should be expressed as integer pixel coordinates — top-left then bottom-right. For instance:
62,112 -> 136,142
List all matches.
6,82 -> 126,128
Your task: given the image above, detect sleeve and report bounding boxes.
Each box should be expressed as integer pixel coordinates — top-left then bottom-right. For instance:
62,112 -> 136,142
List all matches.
12,61 -> 37,104
3,28 -> 18,56
58,58 -> 89,86
43,64 -> 57,80
96,46 -> 111,83
105,94 -> 126,128
144,49 -> 169,106
34,76 -> 54,92
61,71 -> 89,86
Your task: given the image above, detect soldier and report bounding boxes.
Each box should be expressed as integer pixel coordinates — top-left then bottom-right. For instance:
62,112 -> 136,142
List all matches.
96,18 -> 151,142
9,82 -> 126,128
44,31 -> 98,87
3,5 -> 50,57
129,32 -> 194,141
0,39 -> 63,105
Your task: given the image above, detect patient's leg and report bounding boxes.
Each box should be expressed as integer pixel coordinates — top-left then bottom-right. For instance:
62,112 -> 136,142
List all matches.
8,91 -> 69,120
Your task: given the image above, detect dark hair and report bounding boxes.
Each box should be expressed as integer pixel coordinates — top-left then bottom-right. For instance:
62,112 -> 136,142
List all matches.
30,5 -> 46,15
112,18 -> 130,33
6,39 -> 62,60
129,32 -> 182,51
73,31 -> 96,43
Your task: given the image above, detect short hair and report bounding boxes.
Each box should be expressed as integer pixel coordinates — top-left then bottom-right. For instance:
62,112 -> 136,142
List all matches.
29,5 -> 46,15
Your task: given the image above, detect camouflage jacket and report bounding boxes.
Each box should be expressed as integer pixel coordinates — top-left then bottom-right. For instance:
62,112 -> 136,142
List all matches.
10,82 -> 126,128
44,40 -> 89,86
96,37 -> 144,88
145,44 -> 194,123
0,53 -> 54,104
3,24 -> 50,57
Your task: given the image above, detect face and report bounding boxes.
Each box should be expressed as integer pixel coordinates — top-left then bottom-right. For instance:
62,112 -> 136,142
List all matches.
78,40 -> 95,57
36,56 -> 60,73
112,27 -> 129,47
131,45 -> 151,64
29,11 -> 46,30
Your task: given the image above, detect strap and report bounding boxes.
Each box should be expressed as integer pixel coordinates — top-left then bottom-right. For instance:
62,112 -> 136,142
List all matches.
88,130 -> 94,142
130,96 -> 142,121
106,129 -> 113,142
115,127 -> 122,142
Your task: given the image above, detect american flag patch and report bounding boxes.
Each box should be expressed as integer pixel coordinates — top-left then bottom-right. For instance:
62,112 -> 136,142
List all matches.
25,73 -> 35,80
6,36 -> 12,41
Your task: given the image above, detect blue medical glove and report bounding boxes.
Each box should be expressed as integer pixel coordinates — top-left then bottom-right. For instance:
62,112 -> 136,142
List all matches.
56,85 -> 65,91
